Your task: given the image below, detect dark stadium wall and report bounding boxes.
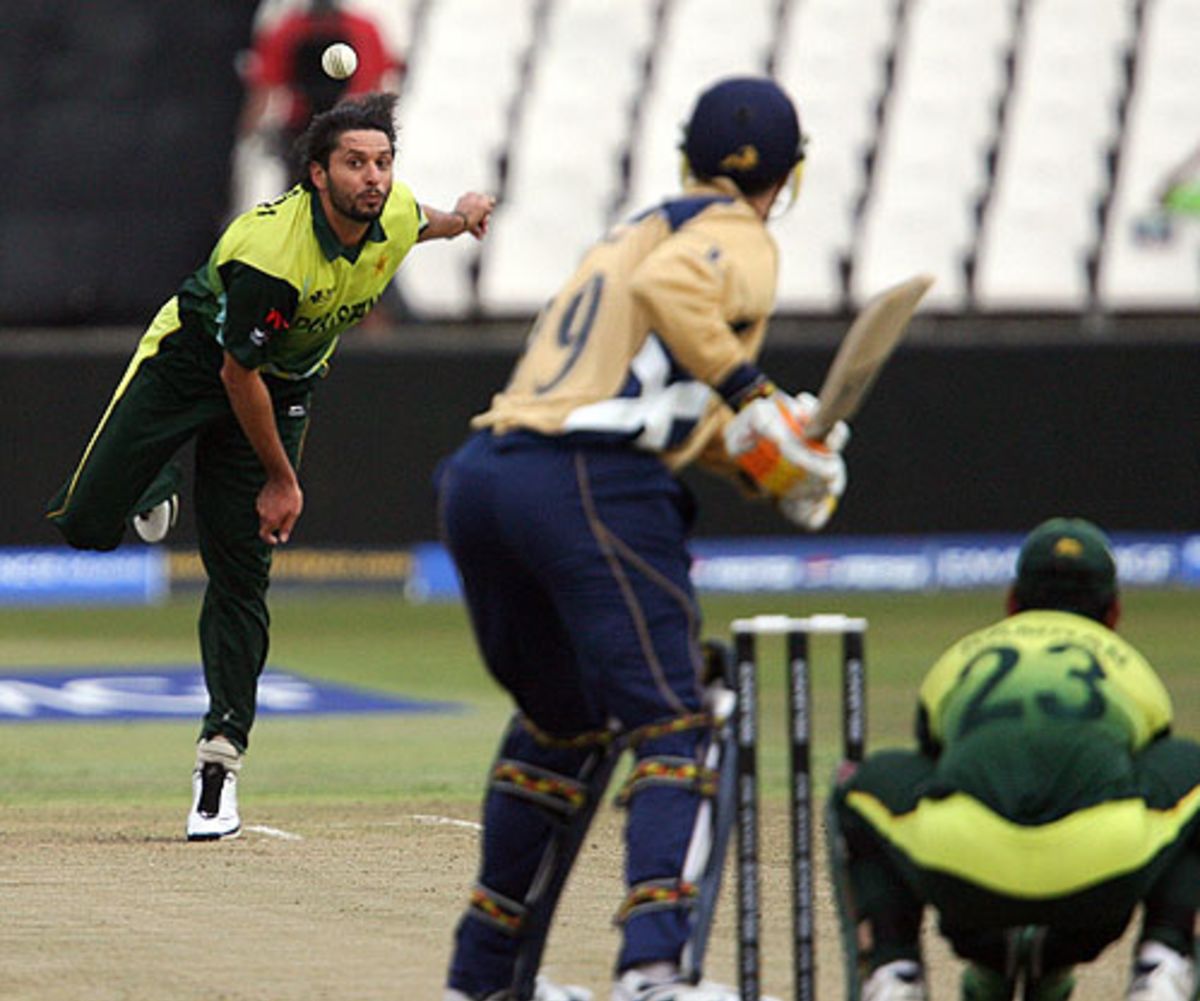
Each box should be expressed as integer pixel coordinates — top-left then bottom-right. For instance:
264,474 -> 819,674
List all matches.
0,1 -> 254,325
5,339 -> 1197,547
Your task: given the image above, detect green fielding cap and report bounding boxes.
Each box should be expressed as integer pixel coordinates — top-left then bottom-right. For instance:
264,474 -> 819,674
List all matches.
1013,517 -> 1117,613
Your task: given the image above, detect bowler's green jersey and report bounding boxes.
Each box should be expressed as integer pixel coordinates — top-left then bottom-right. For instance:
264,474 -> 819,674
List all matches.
145,182 -> 424,380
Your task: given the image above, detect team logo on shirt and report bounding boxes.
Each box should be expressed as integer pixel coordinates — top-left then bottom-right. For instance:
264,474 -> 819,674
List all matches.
293,294 -> 381,334
249,308 -> 290,349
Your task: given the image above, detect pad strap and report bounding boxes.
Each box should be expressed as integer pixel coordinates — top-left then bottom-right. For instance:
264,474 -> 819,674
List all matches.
615,878 -> 699,925
615,755 -> 717,806
627,712 -> 712,746
491,759 -> 588,816
519,714 -> 617,749
468,883 -> 528,936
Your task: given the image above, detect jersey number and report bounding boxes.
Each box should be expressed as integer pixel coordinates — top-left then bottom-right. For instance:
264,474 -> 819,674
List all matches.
956,643 -> 1107,739
534,274 -> 604,394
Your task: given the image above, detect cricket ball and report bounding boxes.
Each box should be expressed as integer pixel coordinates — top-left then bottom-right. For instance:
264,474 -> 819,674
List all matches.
321,42 -> 358,80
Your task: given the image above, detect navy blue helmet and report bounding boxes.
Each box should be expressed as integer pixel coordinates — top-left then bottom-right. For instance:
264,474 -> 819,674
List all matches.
682,77 -> 806,195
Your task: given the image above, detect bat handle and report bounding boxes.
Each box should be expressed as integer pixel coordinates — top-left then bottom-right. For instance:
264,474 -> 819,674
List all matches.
804,411 -> 831,443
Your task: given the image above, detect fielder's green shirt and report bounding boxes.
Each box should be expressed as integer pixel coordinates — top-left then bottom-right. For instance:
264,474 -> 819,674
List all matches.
843,611 -> 1198,899
913,609 -> 1173,824
918,609 -> 1172,757
145,182 -> 425,380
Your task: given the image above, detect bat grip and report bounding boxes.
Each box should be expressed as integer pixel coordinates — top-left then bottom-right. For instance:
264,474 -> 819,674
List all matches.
804,411 -> 831,443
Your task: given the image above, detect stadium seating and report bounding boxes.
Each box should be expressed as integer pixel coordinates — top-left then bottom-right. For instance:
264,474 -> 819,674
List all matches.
852,0 -> 1016,310
619,0 -> 778,217
364,0 -> 1195,318
1098,0 -> 1200,309
774,0 -> 899,311
393,0 -> 540,316
477,0 -> 655,314
975,0 -> 1135,310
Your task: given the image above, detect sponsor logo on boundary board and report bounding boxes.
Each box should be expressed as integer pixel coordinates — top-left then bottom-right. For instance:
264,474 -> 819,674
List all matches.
0,667 -> 459,722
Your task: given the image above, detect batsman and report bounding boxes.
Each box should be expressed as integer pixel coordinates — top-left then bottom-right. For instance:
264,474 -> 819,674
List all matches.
436,77 -> 849,1001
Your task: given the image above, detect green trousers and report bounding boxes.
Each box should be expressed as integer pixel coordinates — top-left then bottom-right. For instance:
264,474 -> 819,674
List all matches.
47,322 -> 313,751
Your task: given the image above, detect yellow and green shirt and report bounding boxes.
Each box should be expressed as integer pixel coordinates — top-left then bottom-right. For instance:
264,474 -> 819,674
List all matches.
153,182 -> 424,380
844,612 -> 1196,899
911,610 -> 1173,823
918,610 -> 1172,759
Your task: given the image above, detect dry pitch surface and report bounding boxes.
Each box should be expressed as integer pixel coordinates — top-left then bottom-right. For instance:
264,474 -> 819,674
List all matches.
4,798 -> 1136,1000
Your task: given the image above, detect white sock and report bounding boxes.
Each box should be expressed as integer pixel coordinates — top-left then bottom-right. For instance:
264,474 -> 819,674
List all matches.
630,962 -> 678,984
196,735 -> 242,771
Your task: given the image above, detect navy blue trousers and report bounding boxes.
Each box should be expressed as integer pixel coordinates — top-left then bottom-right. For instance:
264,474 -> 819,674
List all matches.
438,431 -> 710,992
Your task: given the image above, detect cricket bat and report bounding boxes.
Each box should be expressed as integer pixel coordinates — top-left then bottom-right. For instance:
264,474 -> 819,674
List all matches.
805,273 -> 935,441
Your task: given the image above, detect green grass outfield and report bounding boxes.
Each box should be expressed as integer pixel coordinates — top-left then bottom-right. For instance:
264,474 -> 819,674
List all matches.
1,589 -> 1196,809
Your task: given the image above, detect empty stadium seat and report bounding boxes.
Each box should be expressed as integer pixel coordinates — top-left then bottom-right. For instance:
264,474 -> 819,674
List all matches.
619,0 -> 777,216
474,0 -> 653,315
976,0 -> 1133,310
1098,0 -> 1200,309
852,0 -> 1017,308
774,0 -> 896,310
476,198 -> 609,317
477,107 -> 619,314
392,0 -> 539,317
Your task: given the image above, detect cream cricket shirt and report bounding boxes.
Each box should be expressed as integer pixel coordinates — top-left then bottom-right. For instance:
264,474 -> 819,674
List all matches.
473,179 -> 780,476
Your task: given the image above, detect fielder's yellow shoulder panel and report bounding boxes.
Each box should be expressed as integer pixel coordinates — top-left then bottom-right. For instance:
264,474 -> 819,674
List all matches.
846,784 -> 1200,898
214,187 -> 322,287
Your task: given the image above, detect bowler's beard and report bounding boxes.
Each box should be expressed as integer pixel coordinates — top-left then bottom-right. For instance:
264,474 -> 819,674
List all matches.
328,181 -> 387,223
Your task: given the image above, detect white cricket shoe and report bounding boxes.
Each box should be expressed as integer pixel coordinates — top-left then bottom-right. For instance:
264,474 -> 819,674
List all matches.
1127,942 -> 1197,1001
862,960 -> 928,1001
442,976 -> 592,1001
186,761 -> 241,841
133,494 -> 178,544
533,977 -> 593,1001
612,968 -> 779,1001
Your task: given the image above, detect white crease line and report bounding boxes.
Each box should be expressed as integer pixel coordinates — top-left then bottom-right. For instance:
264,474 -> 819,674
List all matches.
407,814 -> 482,832
245,824 -> 303,841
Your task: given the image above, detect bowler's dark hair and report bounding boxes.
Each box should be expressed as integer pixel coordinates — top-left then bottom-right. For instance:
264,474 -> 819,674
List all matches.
294,92 -> 399,190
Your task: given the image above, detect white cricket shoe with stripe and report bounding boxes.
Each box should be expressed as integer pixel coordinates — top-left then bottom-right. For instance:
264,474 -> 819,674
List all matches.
133,494 -> 178,544
186,737 -> 242,841
1127,942 -> 1197,1001
186,761 -> 240,841
862,960 -> 928,1001
612,968 -> 779,1001
442,975 -> 592,1001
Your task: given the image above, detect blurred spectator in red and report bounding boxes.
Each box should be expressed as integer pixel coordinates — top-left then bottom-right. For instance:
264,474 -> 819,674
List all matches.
232,0 -> 406,212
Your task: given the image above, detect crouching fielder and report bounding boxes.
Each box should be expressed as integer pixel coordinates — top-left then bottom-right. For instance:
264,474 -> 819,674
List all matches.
436,77 -> 845,1001
829,518 -> 1200,1001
